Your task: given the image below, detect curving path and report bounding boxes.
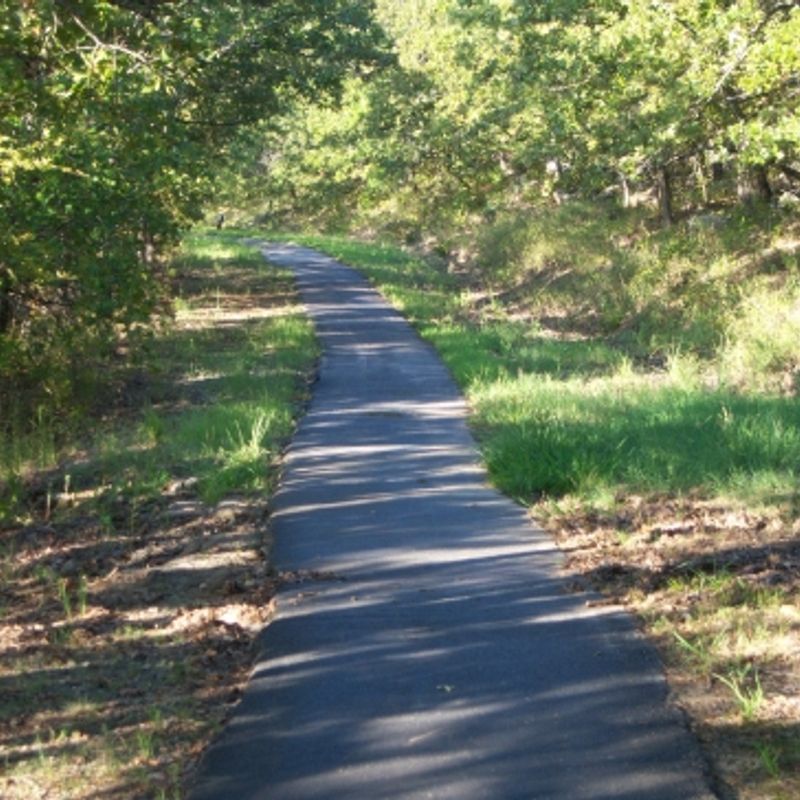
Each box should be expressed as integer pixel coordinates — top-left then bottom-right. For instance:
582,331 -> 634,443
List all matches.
189,244 -> 716,800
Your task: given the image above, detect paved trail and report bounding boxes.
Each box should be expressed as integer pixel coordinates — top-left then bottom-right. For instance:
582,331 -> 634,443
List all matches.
189,244 -> 715,800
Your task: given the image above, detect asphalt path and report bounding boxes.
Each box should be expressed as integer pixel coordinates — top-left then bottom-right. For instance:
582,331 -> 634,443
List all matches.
188,243 -> 716,800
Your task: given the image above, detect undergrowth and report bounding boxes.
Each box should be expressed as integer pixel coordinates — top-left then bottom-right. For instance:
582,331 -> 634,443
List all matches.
0,230 -> 318,799
270,225 -> 800,514
471,201 -> 800,383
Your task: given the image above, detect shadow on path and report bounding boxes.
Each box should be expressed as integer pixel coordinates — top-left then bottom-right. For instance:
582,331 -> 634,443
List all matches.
188,244 -> 715,800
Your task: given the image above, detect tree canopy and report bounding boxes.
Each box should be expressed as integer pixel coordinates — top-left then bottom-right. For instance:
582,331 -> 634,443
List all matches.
0,0 -> 383,414
3,0 -> 799,419
250,0 -> 800,234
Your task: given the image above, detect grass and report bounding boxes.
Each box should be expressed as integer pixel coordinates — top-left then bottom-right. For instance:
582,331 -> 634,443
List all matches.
2,232 -> 316,522
471,201 -> 800,365
714,665 -> 765,722
269,231 -> 800,510
267,228 -> 800,799
0,229 -> 318,799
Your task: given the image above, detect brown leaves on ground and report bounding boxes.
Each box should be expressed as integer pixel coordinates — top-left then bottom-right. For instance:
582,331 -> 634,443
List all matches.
541,493 -> 800,800
0,238 -> 314,799
0,491 -> 277,799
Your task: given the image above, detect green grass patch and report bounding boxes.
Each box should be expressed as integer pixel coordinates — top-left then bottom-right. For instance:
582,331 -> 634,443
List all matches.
268,231 -> 800,514
0,229 -> 318,800
1,230 -> 318,520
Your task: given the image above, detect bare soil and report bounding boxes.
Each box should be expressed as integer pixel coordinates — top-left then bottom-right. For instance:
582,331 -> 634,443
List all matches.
541,494 -> 800,799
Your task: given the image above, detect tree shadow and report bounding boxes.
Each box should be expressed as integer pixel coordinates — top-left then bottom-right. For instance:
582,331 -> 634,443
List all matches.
0,232 -> 316,798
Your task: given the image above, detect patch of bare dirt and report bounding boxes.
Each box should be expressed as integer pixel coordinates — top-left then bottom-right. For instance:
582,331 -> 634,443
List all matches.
541,494 -> 800,799
0,488 -> 279,799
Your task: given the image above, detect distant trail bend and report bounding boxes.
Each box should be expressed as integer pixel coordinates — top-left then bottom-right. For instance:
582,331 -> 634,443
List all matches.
189,243 -> 716,800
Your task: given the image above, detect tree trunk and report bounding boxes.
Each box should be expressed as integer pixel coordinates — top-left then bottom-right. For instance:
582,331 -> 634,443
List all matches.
693,156 -> 709,205
737,164 -> 772,204
0,268 -> 13,335
620,173 -> 631,209
754,165 -> 773,201
656,165 -> 674,226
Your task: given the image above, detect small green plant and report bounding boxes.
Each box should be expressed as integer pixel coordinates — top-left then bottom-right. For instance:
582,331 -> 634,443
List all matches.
76,574 -> 88,617
34,563 -> 56,585
672,630 -> 721,674
614,529 -> 632,547
150,706 -> 165,730
48,625 -> 73,646
170,659 -> 189,684
51,574 -> 89,621
714,663 -> 764,721
117,623 -> 148,641
0,541 -> 16,582
755,741 -> 782,778
56,577 -> 73,620
142,408 -> 166,445
35,733 -> 47,769
667,568 -> 734,595
136,728 -> 156,760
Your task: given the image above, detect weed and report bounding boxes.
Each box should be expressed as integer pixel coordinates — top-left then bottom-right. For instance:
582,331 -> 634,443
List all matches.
97,506 -> 115,536
117,624 -> 148,641
667,569 -> 734,595
614,530 -> 632,547
671,630 -> 723,674
142,409 -> 166,445
34,564 -> 56,585
150,707 -> 165,730
714,663 -> 764,721
136,729 -> 156,760
48,625 -> 73,646
756,741 -> 782,778
169,659 -> 189,684
76,575 -> 88,617
56,577 -> 73,620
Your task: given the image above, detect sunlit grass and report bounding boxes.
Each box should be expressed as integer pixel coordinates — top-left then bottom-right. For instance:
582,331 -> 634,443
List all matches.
270,231 -> 800,514
0,229 -> 319,800
46,231 -> 319,512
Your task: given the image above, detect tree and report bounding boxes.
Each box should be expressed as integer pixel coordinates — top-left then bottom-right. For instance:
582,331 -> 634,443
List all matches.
0,0 -> 384,418
247,0 -> 799,234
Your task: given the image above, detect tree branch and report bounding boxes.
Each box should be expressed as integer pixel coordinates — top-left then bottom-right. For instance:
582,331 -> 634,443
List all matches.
71,14 -> 150,64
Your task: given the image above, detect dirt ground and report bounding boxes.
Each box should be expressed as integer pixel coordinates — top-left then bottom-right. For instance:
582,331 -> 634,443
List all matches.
542,493 -> 800,799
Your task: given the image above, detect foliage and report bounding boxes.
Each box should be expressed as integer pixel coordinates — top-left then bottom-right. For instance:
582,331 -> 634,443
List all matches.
241,0 -> 800,235
0,0 -> 382,432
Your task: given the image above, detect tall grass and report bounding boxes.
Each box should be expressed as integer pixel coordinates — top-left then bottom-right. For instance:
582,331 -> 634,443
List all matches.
473,202 -> 798,371
272,229 -> 800,515
89,231 -> 317,507
472,365 -> 800,503
0,230 -> 319,521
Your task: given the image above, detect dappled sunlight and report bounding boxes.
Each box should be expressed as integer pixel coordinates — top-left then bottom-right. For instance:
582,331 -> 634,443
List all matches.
197,566 -> 704,798
0,233 -> 319,799
189,243 -> 712,799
